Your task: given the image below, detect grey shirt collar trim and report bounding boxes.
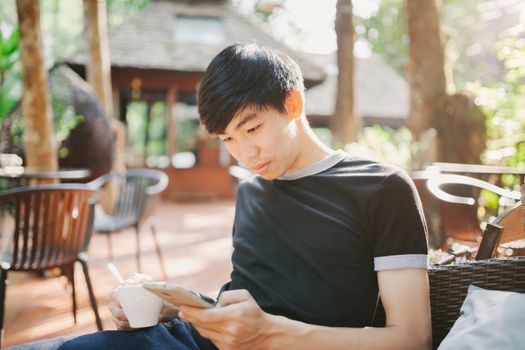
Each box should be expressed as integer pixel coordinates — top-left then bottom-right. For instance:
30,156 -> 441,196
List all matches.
278,150 -> 346,180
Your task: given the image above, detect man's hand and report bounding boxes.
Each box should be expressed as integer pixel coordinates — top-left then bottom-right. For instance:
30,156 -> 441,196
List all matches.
179,289 -> 274,350
159,301 -> 180,322
109,288 -> 180,331
110,288 -> 134,331
179,270 -> 431,350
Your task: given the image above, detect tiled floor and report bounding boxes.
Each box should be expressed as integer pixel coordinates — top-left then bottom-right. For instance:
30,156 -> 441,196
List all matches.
3,200 -> 235,347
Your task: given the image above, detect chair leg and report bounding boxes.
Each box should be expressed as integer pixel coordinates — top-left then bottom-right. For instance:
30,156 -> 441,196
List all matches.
135,224 -> 141,273
0,266 -> 9,348
150,223 -> 167,279
77,254 -> 103,331
68,265 -> 77,324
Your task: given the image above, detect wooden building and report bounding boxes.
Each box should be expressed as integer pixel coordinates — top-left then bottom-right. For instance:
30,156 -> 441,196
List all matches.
65,0 -> 324,200
306,53 -> 409,129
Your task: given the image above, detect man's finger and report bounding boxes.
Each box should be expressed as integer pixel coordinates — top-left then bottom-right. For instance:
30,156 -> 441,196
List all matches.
109,303 -> 127,320
112,314 -> 131,330
179,305 -> 232,324
111,288 -> 121,306
217,289 -> 251,307
113,318 -> 128,328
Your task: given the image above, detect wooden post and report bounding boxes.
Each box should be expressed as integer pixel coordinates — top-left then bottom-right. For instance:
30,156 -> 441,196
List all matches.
84,0 -> 113,117
166,85 -> 178,163
332,0 -> 356,146
16,0 -> 58,171
84,0 -> 126,172
84,0 -> 124,213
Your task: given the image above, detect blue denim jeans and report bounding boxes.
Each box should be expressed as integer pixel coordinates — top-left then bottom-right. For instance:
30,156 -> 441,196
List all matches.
6,336 -> 74,350
6,320 -> 217,350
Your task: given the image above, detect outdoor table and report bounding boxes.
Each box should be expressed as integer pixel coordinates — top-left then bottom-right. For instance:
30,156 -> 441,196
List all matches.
431,162 -> 525,174
428,162 -> 525,185
0,166 -> 91,188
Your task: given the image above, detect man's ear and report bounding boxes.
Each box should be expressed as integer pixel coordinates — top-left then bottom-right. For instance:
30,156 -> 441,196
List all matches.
284,89 -> 303,120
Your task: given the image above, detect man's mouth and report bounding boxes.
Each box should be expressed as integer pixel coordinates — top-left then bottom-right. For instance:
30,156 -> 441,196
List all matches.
252,161 -> 271,173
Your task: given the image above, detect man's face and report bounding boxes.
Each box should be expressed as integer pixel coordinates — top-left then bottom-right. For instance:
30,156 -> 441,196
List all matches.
217,106 -> 299,180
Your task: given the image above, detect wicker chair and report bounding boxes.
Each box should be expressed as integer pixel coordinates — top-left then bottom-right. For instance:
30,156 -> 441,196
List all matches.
89,169 -> 169,278
0,184 -> 103,346
373,257 -> 525,349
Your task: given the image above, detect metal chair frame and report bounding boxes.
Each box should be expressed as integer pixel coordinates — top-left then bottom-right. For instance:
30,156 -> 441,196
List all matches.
427,173 -> 524,260
89,169 -> 169,278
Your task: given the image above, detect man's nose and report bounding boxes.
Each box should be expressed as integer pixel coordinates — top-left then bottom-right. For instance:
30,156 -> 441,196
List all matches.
239,139 -> 259,162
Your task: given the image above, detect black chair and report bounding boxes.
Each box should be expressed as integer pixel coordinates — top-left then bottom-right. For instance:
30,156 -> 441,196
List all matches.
89,169 -> 169,278
0,184 -> 103,346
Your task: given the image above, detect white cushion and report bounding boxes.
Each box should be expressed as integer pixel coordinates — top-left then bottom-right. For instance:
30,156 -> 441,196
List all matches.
438,285 -> 525,350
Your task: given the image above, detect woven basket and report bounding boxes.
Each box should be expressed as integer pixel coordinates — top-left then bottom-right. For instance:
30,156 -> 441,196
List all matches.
373,257 -> 525,349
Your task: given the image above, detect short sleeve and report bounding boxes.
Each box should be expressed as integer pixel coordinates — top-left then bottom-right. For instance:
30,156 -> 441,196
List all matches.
368,170 -> 428,271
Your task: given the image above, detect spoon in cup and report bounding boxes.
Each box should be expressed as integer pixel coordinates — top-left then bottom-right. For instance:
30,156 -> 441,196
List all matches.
108,262 -> 125,284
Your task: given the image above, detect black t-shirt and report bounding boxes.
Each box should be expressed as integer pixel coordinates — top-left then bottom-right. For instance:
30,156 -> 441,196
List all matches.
223,152 -> 428,328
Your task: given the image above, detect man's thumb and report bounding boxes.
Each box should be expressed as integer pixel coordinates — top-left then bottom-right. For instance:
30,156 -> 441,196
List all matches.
217,289 -> 251,307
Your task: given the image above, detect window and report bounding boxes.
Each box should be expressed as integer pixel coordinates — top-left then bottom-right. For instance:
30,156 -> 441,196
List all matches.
173,15 -> 228,45
171,91 -> 199,169
126,100 -> 168,168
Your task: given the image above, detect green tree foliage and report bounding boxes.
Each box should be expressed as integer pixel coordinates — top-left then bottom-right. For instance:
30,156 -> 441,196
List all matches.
350,125 -> 412,170
470,25 -> 525,171
354,0 -> 407,77
0,27 -> 20,124
0,0 -> 153,67
0,0 -> 152,158
354,0 -> 498,91
441,0 -> 495,90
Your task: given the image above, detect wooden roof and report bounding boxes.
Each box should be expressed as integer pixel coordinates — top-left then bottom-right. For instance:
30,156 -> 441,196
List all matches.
305,53 -> 409,128
66,0 -> 325,85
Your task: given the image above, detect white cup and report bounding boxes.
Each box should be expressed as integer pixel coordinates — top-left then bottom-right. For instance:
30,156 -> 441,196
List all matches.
117,284 -> 163,328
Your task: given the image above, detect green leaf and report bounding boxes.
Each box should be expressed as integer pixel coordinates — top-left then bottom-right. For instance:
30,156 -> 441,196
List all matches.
3,28 -> 19,56
0,97 -> 17,124
479,189 -> 499,210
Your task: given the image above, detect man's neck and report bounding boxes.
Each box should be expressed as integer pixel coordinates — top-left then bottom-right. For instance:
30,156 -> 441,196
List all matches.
287,120 -> 335,172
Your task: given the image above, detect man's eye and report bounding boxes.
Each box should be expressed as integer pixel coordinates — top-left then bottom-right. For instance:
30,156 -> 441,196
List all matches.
247,124 -> 262,133
222,137 -> 233,143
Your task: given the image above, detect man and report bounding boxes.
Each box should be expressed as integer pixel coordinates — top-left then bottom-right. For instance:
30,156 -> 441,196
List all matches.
10,43 -> 431,350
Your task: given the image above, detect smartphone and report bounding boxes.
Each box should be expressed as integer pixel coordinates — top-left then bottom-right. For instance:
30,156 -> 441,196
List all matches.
142,282 -> 216,308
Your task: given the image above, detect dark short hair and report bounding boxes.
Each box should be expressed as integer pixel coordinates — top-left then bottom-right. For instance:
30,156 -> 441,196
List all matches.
197,43 -> 304,134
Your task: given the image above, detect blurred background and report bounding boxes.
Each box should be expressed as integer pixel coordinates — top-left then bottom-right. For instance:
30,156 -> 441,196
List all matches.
2,0 -> 524,191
